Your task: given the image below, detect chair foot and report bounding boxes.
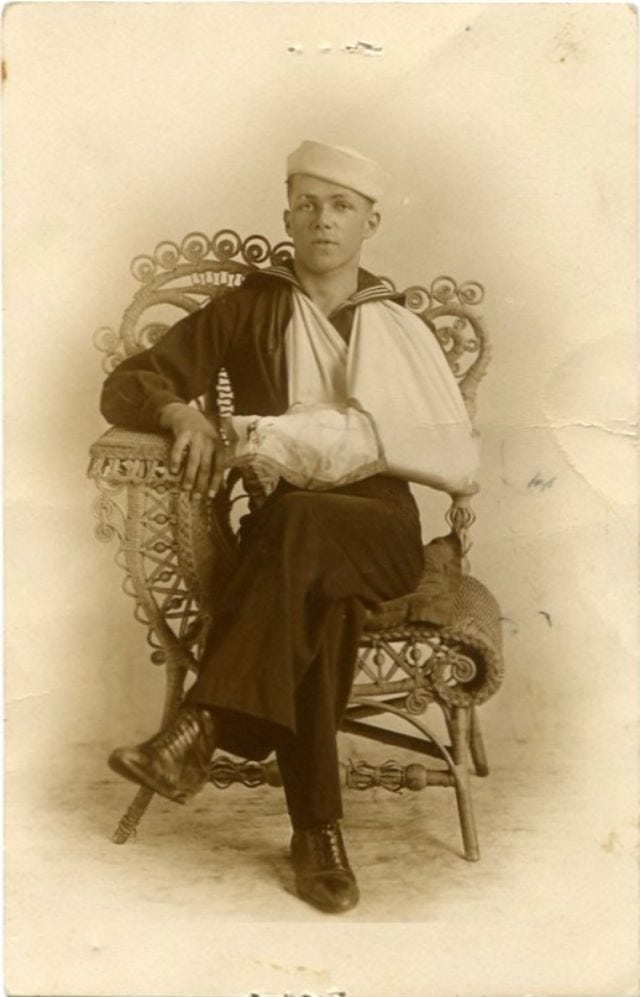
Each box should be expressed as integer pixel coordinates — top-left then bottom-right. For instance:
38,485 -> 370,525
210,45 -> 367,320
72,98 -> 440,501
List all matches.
111,786 -> 155,844
112,824 -> 136,845
469,706 -> 489,777
448,706 -> 481,861
464,846 -> 481,863
455,772 -> 481,862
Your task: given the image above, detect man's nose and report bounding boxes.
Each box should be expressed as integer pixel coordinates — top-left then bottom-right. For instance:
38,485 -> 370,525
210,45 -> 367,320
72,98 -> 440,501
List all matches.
312,205 -> 332,227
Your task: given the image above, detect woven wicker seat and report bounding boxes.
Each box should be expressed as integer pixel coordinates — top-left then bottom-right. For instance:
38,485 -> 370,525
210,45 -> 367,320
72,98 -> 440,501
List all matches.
89,229 -> 502,859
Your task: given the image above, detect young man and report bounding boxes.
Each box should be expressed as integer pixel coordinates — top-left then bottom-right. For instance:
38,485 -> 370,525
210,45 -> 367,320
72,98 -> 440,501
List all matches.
102,141 -> 477,914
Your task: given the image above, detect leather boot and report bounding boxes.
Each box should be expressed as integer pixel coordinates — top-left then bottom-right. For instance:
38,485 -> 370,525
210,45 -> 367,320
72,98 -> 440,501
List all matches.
108,706 -> 216,804
291,821 -> 360,913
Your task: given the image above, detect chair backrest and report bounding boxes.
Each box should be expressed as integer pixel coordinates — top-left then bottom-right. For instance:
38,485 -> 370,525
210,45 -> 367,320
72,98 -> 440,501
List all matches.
94,228 -> 491,421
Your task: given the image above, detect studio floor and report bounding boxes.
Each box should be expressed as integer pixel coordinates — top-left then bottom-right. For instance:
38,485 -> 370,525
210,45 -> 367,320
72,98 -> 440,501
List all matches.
5,717 -> 637,997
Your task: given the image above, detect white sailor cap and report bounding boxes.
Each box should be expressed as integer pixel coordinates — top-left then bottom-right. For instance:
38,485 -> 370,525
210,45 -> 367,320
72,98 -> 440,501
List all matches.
286,140 -> 388,202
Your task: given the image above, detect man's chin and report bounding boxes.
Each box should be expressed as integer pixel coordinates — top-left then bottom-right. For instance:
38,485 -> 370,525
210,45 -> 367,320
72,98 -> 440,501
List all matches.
296,251 -> 351,276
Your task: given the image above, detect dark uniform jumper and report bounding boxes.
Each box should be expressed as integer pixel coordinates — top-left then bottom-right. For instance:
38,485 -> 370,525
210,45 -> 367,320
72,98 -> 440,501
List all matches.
101,263 -> 425,828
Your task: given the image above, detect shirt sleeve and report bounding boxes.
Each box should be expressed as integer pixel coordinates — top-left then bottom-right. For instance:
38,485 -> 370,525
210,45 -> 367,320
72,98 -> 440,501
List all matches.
99,292 -> 239,432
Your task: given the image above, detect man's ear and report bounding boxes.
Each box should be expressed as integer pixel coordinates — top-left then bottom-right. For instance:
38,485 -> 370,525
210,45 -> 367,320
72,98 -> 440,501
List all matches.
363,210 -> 381,241
283,208 -> 292,237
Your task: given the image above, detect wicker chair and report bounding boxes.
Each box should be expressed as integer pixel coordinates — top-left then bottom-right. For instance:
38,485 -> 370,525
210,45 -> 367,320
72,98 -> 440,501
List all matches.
89,229 -> 503,861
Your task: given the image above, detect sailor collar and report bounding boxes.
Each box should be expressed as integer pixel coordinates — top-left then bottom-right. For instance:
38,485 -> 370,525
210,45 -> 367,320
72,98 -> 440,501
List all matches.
245,260 -> 404,316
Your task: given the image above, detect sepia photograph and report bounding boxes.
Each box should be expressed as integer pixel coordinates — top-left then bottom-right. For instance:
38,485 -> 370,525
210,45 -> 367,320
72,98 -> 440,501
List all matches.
3,3 -> 638,996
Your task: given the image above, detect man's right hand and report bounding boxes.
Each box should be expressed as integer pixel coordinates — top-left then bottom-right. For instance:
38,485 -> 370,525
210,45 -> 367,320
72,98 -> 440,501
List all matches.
159,403 -> 224,497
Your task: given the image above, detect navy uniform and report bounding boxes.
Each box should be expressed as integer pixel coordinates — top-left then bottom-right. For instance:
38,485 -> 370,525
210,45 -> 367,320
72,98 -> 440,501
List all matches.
102,263 -> 424,829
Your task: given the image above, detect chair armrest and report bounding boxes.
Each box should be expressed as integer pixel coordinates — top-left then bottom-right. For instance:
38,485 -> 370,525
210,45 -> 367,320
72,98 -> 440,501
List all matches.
88,424 -> 239,627
88,426 -> 176,486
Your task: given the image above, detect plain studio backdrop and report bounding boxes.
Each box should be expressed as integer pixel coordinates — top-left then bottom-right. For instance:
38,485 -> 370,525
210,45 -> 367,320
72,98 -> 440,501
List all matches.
3,4 -> 637,996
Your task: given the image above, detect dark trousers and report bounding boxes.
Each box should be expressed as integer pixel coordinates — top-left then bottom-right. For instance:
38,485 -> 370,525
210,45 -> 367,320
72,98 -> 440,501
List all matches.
186,475 -> 424,828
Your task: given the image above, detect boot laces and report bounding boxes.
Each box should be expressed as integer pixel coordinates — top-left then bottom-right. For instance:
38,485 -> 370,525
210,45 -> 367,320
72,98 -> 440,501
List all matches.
310,822 -> 349,871
152,711 -> 201,761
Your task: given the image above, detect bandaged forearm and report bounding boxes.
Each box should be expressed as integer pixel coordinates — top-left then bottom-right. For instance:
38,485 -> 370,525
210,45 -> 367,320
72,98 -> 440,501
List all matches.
221,403 -> 385,494
221,401 -> 478,497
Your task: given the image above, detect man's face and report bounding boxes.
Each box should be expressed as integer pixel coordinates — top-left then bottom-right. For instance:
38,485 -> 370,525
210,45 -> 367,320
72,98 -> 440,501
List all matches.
284,174 -> 380,276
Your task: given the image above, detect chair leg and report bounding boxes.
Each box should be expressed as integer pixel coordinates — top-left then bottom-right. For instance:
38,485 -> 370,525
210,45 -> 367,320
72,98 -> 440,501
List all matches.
448,706 -> 480,862
112,786 -> 155,843
469,706 -> 489,777
111,659 -> 188,844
